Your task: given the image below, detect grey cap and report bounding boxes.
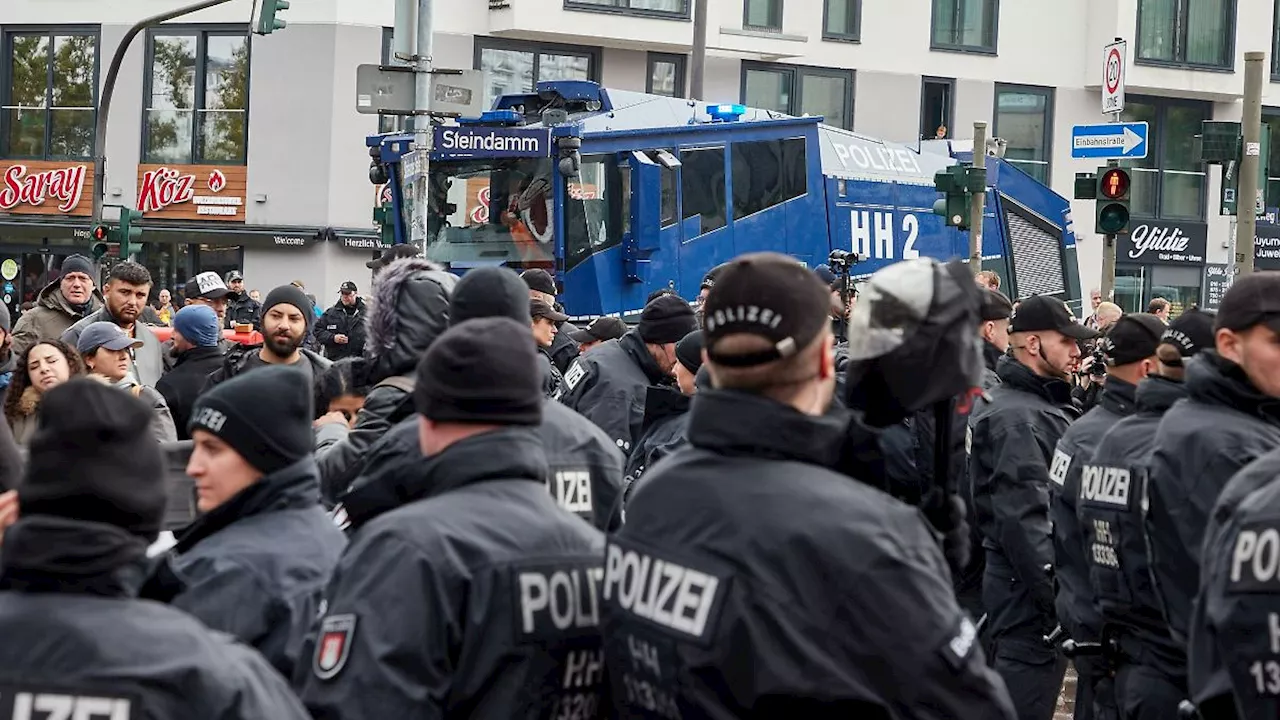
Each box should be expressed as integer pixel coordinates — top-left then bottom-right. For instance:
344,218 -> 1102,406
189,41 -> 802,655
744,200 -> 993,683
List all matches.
77,321 -> 143,355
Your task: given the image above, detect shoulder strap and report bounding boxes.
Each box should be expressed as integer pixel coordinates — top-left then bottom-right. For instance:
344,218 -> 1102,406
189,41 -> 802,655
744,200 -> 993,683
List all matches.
376,375 -> 416,394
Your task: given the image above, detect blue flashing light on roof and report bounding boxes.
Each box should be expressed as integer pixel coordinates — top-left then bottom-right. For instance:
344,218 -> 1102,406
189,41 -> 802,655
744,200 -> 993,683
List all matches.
458,109 -> 523,126
706,104 -> 747,122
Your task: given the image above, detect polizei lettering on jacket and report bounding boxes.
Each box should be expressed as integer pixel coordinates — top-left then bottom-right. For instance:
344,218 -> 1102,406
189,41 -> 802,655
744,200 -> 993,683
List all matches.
602,541 -> 724,641
1228,522 -> 1280,593
0,687 -> 134,720
515,560 -> 604,642
1079,464 -> 1131,507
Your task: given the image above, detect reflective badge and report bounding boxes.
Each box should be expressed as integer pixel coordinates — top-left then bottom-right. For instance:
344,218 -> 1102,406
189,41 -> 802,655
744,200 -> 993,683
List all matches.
1049,449 -> 1072,486
313,614 -> 357,680
563,361 -> 587,391
939,615 -> 978,670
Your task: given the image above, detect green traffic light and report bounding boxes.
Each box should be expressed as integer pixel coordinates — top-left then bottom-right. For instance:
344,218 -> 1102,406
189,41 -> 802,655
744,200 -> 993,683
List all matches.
1097,202 -> 1130,234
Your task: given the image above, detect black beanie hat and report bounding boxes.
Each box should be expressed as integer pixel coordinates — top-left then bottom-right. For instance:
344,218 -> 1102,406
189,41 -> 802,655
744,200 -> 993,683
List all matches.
20,378 -> 167,541
414,317 -> 542,426
263,284 -> 314,329
450,266 -> 530,326
675,330 -> 704,373
639,294 -> 697,344
60,254 -> 95,280
188,365 -> 314,474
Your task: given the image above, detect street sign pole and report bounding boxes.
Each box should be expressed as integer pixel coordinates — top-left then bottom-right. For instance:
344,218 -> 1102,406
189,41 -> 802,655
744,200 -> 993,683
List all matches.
1098,38 -> 1126,300
1100,158 -> 1120,302
1236,51 -> 1266,277
969,121 -> 987,276
411,0 -> 435,246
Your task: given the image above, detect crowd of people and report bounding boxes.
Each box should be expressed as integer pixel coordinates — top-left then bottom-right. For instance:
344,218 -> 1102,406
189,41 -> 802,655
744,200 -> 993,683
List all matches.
0,242 -> 1275,720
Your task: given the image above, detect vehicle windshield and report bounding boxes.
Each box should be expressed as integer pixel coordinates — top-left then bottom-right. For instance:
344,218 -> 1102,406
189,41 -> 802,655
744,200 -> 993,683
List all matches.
423,157 -> 555,270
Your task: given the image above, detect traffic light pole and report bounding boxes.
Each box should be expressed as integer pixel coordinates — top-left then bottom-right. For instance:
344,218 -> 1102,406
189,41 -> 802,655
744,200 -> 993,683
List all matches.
410,0 -> 436,246
969,121 -> 987,276
92,0 -> 235,225
1100,158 -> 1120,302
690,0 -> 707,99
1235,50 -> 1266,277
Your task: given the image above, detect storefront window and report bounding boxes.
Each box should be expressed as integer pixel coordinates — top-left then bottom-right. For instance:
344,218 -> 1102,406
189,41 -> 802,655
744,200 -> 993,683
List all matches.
194,244 -> 242,284
1114,265 -> 1146,313
1149,265 -> 1201,316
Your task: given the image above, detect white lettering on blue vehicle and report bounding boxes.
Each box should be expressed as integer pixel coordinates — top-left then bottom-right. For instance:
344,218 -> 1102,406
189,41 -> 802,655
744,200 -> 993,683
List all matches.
849,211 -> 920,261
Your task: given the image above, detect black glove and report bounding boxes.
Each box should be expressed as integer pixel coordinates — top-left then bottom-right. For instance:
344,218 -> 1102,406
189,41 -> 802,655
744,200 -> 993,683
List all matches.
920,488 -> 970,577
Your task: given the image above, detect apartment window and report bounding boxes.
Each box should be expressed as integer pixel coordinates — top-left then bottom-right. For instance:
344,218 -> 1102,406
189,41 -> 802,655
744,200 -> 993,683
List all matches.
475,39 -> 599,108
143,29 -> 249,165
1121,98 -> 1210,220
380,27 -> 407,134
566,0 -> 688,18
1264,112 -> 1280,208
647,53 -> 686,97
931,0 -> 998,53
744,0 -> 782,31
1136,0 -> 1234,68
993,84 -> 1052,183
920,77 -> 954,140
1,29 -> 98,159
823,0 -> 860,41
741,62 -> 853,130
1273,0 -> 1280,79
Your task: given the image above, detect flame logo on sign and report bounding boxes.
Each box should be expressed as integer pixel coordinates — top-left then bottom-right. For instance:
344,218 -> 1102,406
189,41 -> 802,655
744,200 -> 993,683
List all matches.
208,169 -> 227,193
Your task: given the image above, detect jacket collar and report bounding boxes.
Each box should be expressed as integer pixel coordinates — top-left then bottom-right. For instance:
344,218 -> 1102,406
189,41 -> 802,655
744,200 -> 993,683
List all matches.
982,340 -> 1004,372
174,345 -> 224,367
995,355 -> 1075,407
175,456 -> 322,553
38,279 -> 103,316
1097,376 -> 1139,416
414,427 -> 547,501
0,516 -> 151,597
1135,375 -> 1187,414
641,385 -> 691,434
687,389 -> 845,467
620,331 -> 669,385
1187,351 -> 1280,427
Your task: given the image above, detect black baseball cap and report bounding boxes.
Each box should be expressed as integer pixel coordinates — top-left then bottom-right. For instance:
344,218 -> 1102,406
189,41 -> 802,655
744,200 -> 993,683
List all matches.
521,269 -> 557,296
1008,295 -> 1100,341
185,271 -> 231,300
568,316 -> 627,344
340,281 -> 358,294
703,252 -> 830,367
980,289 -> 1014,321
530,299 -> 568,323
366,243 -> 420,270
1161,307 -> 1216,359
224,270 -> 243,283
700,262 -> 731,292
1097,313 -> 1166,365
1215,272 -> 1280,334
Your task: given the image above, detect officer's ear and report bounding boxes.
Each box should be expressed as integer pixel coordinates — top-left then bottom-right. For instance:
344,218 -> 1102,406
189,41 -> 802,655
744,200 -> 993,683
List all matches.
1216,327 -> 1245,365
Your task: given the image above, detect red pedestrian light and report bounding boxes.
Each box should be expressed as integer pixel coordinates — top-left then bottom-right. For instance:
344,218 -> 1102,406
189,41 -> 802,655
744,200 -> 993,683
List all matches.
91,225 -> 109,241
1099,168 -> 1130,199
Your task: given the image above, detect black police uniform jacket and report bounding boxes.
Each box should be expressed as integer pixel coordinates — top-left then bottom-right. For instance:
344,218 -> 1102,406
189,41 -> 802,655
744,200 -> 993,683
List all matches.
226,291 -> 262,330
164,457 -> 347,678
1049,376 -> 1139,644
624,385 -> 691,486
316,297 -> 367,361
155,344 -> 226,440
1079,375 -> 1187,679
559,330 -> 668,455
604,389 -> 1016,719
296,427 -> 608,719
1190,446 -> 1280,719
1146,352 -> 1280,648
968,356 -> 1078,631
549,320 -> 581,374
0,516 -> 310,719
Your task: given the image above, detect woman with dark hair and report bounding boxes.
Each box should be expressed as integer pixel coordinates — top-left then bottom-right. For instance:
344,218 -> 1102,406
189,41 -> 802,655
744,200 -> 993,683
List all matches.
5,339 -> 83,445
314,357 -> 371,429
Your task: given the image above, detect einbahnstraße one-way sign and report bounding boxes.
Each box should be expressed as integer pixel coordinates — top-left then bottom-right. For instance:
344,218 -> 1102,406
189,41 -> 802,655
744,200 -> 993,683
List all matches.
1071,121 -> 1148,160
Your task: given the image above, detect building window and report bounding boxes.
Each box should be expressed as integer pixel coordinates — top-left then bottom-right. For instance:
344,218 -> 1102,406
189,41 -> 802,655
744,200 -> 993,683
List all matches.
474,39 -> 599,109
744,0 -> 783,31
931,0 -> 998,53
565,0 -> 688,18
1136,0 -> 1234,68
379,27 -> 408,134
1273,0 -> 1280,79
823,0 -> 860,41
1121,98 -> 1210,220
741,62 -> 853,130
1,29 -> 98,160
647,53 -> 686,97
1264,112 -> 1280,209
143,29 -> 249,165
993,84 -> 1052,183
920,77 -> 954,140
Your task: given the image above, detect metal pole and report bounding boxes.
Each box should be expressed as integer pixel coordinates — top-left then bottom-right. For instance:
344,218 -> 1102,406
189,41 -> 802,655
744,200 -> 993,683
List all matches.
969,120 -> 987,276
93,0 -> 234,223
393,0 -> 416,67
1235,50 -> 1265,277
1100,161 -> 1119,302
410,0 -> 435,245
690,0 -> 707,100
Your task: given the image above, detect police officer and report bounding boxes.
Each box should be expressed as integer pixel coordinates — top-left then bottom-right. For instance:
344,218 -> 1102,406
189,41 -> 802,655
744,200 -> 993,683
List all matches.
623,329 -> 703,489
297,318 -> 606,718
603,253 -> 1015,718
969,294 -> 1098,720
521,268 -> 580,373
531,299 -> 568,398
1147,275 -> 1280,659
224,270 -> 261,330
1049,312 -> 1165,720
559,294 -> 696,454
0,379 -> 309,718
1079,308 -> 1215,720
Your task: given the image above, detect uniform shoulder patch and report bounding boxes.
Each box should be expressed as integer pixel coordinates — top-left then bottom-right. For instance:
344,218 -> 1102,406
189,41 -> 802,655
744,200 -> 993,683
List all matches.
1049,449 -> 1072,486
938,615 -> 978,671
563,360 -> 588,391
313,613 -> 357,680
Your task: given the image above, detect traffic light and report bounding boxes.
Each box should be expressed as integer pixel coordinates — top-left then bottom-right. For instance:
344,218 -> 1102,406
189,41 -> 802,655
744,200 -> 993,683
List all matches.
254,0 -> 290,35
90,224 -> 112,260
933,164 -> 984,231
117,207 -> 143,258
1095,167 -> 1131,235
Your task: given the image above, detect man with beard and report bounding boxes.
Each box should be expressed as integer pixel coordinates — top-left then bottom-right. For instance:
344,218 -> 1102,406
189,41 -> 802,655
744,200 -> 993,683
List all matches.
204,284 -> 331,391
12,254 -> 102,357
61,261 -> 164,388
224,270 -> 261,330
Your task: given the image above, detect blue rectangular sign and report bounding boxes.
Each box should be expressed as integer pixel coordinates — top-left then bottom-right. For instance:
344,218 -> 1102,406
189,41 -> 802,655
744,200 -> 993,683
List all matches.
432,126 -> 552,160
1071,122 -> 1149,160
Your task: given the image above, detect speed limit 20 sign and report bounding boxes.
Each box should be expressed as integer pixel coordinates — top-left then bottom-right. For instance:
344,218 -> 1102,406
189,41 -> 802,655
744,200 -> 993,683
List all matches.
1103,40 -> 1127,115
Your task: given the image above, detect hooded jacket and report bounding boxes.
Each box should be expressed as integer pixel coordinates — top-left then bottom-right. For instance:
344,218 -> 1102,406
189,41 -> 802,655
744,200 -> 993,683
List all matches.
0,516 -> 311,719
160,457 -> 346,679
296,428 -> 606,719
316,297 -> 368,361
558,330 -> 669,454
11,279 -> 104,358
63,308 -> 166,389
315,259 -> 456,503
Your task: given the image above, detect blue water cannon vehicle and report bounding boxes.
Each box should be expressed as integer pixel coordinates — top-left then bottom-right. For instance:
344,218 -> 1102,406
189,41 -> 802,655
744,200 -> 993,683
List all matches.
368,80 -> 1083,316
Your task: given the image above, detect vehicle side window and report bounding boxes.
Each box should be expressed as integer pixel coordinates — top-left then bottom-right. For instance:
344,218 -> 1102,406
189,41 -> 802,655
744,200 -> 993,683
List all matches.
679,147 -> 727,236
730,138 -> 806,220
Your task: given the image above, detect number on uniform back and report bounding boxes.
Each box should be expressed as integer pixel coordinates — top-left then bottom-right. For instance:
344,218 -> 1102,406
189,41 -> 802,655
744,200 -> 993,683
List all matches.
0,688 -> 136,720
